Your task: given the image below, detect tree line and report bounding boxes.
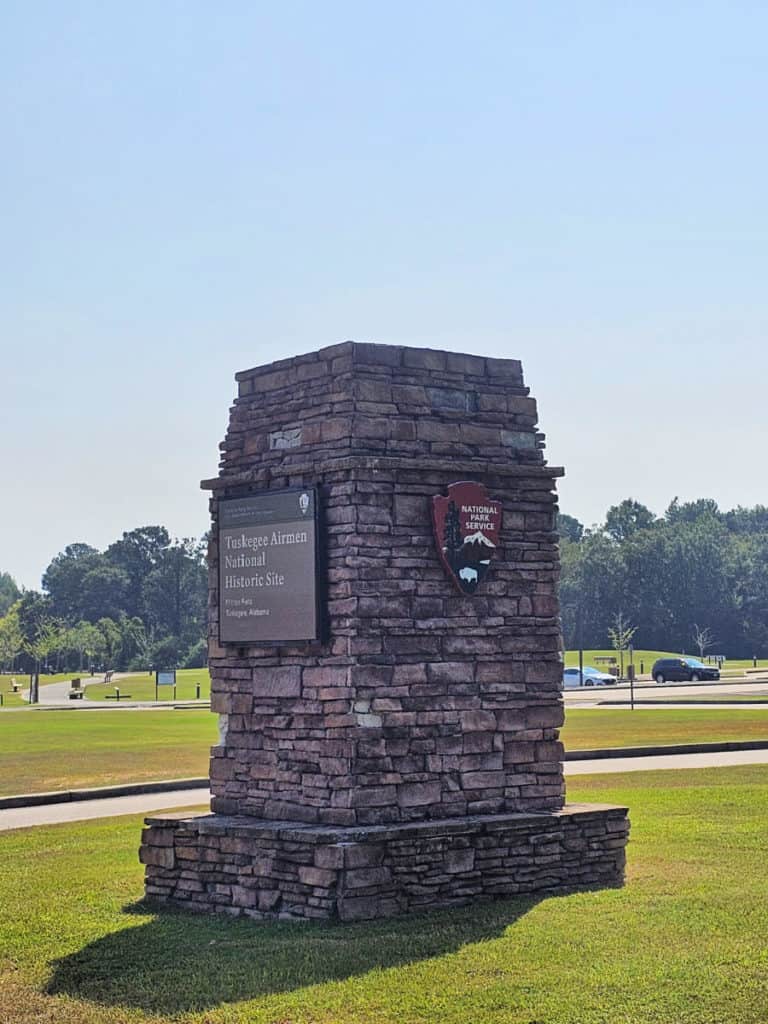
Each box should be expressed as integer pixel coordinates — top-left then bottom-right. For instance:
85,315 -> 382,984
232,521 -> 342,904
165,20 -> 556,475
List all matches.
0,526 -> 207,676
559,497 -> 768,658
4,497 -> 767,673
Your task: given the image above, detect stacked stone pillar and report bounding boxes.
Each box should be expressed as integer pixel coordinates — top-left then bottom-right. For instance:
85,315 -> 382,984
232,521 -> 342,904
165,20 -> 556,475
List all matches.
140,342 -> 628,920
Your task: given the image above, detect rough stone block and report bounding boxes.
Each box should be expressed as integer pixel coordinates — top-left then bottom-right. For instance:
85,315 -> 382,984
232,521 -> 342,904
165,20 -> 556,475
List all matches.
398,781 -> 442,807
298,866 -> 337,888
460,710 -> 497,731
252,667 -> 302,698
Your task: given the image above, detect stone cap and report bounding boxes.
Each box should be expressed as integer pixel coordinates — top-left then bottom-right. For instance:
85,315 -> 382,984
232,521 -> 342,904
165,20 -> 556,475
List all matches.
234,340 -> 523,385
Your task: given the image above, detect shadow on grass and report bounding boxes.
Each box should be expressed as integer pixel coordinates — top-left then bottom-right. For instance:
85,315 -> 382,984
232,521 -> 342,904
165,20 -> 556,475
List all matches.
46,896 -> 540,1014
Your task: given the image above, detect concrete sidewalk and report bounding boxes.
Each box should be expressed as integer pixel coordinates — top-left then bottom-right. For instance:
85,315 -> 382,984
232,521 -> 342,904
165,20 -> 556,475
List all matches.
0,788 -> 210,831
564,747 -> 768,775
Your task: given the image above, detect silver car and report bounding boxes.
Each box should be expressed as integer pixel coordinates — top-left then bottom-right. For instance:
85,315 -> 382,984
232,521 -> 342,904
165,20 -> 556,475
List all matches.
563,666 -> 618,688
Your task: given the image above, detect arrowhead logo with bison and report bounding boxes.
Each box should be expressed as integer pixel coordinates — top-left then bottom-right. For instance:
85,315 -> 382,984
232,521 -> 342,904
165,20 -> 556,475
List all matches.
432,482 -> 502,594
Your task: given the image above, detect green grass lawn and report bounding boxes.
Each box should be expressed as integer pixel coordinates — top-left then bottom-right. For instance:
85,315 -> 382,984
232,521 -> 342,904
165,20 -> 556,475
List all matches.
561,707 -> 768,750
0,710 -> 217,796
0,765 -> 766,1022
84,668 -> 211,702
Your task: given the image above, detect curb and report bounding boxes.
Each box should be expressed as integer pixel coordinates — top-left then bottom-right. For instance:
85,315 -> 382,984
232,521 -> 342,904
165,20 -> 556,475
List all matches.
597,699 -> 768,707
565,739 -> 768,761
0,777 -> 208,810
21,701 -> 211,712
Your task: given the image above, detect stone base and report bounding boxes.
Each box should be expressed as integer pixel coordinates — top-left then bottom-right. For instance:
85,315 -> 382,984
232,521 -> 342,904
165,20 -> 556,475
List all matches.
140,804 -> 629,922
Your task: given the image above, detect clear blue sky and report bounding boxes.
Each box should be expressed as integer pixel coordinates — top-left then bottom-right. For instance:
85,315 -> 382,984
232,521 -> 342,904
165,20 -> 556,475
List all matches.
2,2 -> 767,589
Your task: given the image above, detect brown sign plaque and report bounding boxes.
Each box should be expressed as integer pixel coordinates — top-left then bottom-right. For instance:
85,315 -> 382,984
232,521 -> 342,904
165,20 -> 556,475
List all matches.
432,481 -> 502,594
218,488 -> 320,643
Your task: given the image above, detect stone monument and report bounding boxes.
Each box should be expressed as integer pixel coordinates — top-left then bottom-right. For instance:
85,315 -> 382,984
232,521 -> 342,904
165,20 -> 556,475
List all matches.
140,341 -> 629,921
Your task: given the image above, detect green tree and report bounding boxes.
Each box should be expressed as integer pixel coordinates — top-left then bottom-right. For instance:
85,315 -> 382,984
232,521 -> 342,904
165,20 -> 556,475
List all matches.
724,505 -> 768,534
0,604 -> 23,671
735,534 -> 768,656
0,572 -> 21,616
78,564 -> 131,621
96,618 -> 123,670
557,513 -> 584,543
665,497 -> 721,524
663,515 -> 738,653
559,532 -> 624,650
604,499 -> 656,542
23,618 -> 64,675
42,544 -> 103,621
105,526 -> 171,619
17,591 -> 53,655
141,539 -> 206,650
118,615 -> 150,668
66,621 -> 106,672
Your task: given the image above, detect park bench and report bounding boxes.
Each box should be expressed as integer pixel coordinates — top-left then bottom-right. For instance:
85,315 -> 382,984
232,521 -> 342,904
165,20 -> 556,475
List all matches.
69,678 -> 84,700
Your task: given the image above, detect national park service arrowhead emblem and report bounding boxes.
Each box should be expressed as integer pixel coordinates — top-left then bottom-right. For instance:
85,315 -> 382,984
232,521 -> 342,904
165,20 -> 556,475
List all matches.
432,481 -> 502,594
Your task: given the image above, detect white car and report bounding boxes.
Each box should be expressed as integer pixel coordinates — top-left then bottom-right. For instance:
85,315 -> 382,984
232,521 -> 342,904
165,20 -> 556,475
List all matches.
562,666 -> 618,688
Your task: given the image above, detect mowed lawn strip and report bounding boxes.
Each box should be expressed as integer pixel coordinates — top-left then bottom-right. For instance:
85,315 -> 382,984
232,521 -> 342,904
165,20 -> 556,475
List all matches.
0,766 -> 766,1023
562,707 -> 768,750
84,668 -> 211,702
0,710 -> 217,796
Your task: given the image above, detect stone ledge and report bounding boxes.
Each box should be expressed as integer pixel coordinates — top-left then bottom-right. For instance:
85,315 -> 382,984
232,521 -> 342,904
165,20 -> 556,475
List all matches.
144,803 -> 627,841
201,455 -> 565,491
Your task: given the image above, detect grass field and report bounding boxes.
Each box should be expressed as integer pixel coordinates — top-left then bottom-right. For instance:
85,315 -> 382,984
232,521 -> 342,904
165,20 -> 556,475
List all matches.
0,710 -> 217,796
83,668 -> 211,702
0,765 -> 766,1023
561,707 -> 768,749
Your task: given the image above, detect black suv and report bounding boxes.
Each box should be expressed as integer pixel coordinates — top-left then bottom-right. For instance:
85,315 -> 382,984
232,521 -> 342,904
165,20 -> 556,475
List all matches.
651,658 -> 720,684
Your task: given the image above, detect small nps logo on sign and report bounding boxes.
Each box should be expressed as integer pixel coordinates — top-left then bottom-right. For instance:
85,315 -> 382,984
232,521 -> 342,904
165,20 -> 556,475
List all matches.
432,481 -> 502,594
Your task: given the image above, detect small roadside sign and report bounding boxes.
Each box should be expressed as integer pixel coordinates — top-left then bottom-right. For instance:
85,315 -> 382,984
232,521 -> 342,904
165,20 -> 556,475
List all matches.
155,669 -> 177,701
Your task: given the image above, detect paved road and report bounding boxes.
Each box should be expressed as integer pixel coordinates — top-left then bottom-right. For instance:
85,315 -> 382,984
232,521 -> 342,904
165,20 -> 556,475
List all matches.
21,673 -> 125,706
2,749 -> 768,832
564,678 -> 768,707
